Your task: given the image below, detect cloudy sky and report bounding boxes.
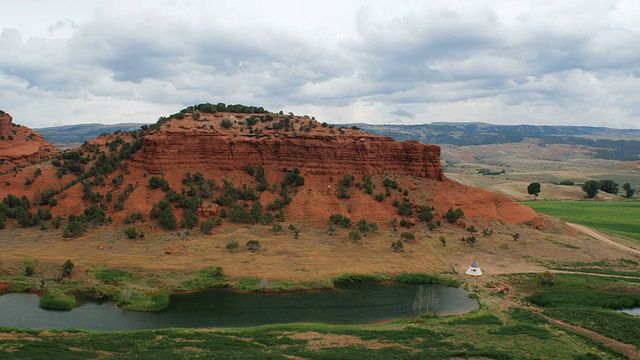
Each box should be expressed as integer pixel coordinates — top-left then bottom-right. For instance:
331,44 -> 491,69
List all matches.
1,0 -> 640,129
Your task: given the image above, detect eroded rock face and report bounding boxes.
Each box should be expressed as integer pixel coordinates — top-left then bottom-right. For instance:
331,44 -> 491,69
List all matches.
0,112 -> 58,166
137,129 -> 445,180
0,112 -> 13,135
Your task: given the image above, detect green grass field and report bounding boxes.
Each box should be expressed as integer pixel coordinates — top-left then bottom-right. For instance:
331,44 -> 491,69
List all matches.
0,308 -> 627,359
521,199 -> 640,241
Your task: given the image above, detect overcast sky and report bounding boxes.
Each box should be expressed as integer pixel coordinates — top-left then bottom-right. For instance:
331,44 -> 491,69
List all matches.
1,0 -> 640,129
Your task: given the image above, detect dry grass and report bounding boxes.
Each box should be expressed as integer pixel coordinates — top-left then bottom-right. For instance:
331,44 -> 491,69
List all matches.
1,215 -> 637,286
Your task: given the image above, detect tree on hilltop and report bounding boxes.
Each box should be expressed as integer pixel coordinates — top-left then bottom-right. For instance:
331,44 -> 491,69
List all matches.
582,180 -> 599,198
598,180 -> 619,195
622,183 -> 636,198
527,182 -> 541,199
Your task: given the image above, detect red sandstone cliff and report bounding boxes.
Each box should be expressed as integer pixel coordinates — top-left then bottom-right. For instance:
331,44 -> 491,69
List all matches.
0,108 -> 538,226
0,112 -> 13,135
0,112 -> 57,167
135,113 -> 445,181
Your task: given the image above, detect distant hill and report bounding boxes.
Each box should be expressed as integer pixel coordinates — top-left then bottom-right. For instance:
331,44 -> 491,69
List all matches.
350,123 -> 640,161
35,123 -> 148,149
35,121 -> 640,161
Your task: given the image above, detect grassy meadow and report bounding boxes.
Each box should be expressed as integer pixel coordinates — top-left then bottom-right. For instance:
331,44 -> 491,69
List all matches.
521,199 -> 640,241
0,308 -> 628,359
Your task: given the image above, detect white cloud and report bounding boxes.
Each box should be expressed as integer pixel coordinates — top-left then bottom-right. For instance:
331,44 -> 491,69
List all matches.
0,0 -> 639,129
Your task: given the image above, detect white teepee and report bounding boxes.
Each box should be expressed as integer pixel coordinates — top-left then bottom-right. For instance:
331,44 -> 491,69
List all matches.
465,259 -> 483,277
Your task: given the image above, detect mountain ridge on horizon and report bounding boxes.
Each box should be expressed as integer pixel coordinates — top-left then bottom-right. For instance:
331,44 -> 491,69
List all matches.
34,120 -> 640,161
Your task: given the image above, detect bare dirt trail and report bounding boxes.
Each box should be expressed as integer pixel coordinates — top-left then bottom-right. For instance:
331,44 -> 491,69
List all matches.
567,223 -> 640,256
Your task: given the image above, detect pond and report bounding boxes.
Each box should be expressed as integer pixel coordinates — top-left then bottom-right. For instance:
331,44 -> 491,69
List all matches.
0,283 -> 478,331
616,308 -> 640,316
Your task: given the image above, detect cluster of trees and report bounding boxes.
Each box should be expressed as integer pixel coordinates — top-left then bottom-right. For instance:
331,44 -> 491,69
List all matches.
337,174 -> 355,199
0,194 -> 53,229
529,180 -> 635,199
445,208 -> 464,223
582,180 -> 636,198
146,168 -> 299,233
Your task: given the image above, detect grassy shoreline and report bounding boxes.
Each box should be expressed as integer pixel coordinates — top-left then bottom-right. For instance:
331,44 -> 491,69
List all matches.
0,270 -> 463,312
1,273 -> 637,358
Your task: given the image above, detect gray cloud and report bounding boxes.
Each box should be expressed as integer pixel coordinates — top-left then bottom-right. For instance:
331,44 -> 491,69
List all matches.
390,107 -> 414,118
0,1 -> 640,128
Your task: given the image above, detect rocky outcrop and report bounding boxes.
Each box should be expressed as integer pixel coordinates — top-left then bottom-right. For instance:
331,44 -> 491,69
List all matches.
0,112 -> 13,135
0,112 -> 58,164
137,128 -> 445,180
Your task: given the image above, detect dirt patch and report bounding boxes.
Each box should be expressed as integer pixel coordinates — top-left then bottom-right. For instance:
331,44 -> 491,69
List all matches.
0,333 -> 41,342
173,338 -> 204,343
288,331 -> 417,352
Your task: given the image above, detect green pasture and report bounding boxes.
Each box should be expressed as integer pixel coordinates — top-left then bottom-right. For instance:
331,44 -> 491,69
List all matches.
519,273 -> 640,351
0,308 -> 626,359
521,199 -> 640,241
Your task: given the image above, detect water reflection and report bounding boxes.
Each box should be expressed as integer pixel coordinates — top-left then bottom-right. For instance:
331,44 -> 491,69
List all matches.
616,308 -> 640,316
0,283 -> 478,331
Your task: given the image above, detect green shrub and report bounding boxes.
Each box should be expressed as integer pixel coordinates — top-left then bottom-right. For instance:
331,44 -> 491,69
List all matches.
61,259 -> 74,277
383,177 -> 398,189
39,289 -> 76,310
148,176 -> 169,190
445,208 -> 464,223
38,189 -> 59,205
63,220 -> 87,238
391,240 -> 404,252
158,208 -> 177,230
226,240 -> 240,251
396,199 -> 413,216
120,291 -> 170,312
124,227 -> 144,239
200,218 -> 217,235
400,232 -> 415,241
336,185 -> 350,199
362,176 -> 374,194
329,214 -> 351,228
22,259 -> 37,277
246,240 -> 261,252
181,209 -> 199,229
417,205 -> 434,222
226,203 -> 250,223
356,219 -> 373,233
180,267 -> 225,290
332,274 -> 388,285
221,119 -> 233,128
348,230 -> 362,241
339,174 -> 355,187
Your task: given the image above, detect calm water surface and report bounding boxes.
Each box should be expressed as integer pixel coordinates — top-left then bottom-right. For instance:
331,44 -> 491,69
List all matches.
0,283 -> 478,331
616,308 -> 640,316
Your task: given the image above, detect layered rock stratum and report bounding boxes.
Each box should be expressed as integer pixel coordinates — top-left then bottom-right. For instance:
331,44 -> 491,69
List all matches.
137,112 -> 445,180
0,111 -> 57,168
